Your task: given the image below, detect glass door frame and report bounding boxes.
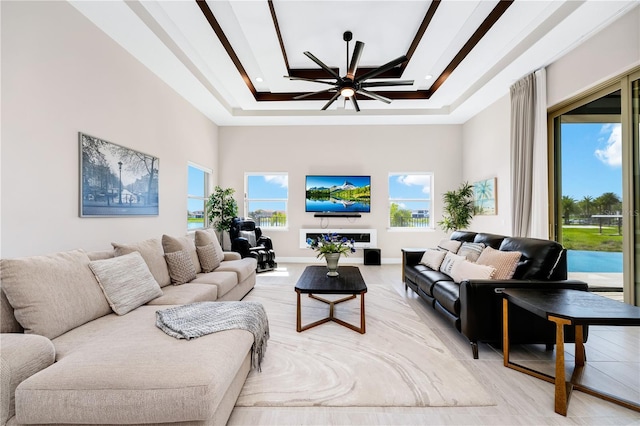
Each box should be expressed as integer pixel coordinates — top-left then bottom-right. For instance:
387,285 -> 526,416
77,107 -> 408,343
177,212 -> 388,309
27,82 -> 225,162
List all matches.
548,67 -> 640,306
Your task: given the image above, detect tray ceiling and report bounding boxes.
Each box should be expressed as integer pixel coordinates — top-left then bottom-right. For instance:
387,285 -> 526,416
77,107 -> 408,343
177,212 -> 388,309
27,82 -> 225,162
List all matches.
70,0 -> 638,126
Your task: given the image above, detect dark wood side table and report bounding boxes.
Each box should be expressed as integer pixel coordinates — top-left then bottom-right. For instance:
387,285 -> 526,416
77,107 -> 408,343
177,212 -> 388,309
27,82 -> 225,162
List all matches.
295,265 -> 367,334
502,288 -> 640,416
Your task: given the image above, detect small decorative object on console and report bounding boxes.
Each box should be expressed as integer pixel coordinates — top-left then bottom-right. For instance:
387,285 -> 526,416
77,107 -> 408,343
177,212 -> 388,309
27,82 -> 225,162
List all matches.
307,233 -> 356,277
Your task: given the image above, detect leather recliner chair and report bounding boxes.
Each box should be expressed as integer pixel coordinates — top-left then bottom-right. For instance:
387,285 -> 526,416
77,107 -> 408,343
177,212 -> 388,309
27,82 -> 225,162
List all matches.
230,217 -> 277,272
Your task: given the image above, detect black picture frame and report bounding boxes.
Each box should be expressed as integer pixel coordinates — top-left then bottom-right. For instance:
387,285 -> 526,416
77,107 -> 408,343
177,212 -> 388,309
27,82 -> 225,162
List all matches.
79,132 -> 159,217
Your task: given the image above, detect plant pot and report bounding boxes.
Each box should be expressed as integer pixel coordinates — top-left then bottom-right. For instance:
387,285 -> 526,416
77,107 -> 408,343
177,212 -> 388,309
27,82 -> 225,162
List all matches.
325,253 -> 341,277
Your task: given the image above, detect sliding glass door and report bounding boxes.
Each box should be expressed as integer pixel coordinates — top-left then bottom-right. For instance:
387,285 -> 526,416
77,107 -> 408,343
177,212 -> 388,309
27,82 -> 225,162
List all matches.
632,75 -> 640,305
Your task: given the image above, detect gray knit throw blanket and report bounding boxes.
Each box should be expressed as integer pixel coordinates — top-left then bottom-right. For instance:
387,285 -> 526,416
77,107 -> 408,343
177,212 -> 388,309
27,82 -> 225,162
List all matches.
156,301 -> 269,371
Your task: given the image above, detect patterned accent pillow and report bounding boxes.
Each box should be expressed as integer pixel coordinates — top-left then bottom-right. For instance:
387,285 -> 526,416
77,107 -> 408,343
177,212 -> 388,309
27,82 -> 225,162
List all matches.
419,249 -> 447,270
161,234 -> 201,273
439,252 -> 465,276
165,249 -> 197,285
89,251 -> 163,315
450,259 -> 496,283
437,239 -> 462,253
476,246 -> 522,280
457,242 -> 485,262
196,243 -> 221,273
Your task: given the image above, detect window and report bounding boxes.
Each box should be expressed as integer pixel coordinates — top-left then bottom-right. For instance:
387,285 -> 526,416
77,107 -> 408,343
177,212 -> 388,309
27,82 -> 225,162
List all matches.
388,173 -> 433,229
245,173 -> 288,228
187,163 -> 211,230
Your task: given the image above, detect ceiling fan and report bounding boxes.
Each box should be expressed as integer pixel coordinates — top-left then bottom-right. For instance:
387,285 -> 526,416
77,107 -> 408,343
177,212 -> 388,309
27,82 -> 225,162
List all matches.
285,31 -> 414,112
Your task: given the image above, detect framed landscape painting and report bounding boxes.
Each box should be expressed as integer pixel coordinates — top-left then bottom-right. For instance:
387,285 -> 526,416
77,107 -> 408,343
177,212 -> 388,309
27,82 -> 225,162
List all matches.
79,132 -> 159,217
473,177 -> 496,215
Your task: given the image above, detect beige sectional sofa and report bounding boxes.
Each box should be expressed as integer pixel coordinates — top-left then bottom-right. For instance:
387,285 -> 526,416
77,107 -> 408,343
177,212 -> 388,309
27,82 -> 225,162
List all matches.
0,229 -> 258,426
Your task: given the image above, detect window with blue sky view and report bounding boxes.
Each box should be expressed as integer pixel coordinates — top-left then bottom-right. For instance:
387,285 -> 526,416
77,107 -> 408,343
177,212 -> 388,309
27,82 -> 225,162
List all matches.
389,173 -> 432,228
245,173 -> 288,228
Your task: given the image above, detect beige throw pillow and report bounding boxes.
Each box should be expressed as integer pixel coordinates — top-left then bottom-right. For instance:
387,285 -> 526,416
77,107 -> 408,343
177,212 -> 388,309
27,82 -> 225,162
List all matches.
112,238 -> 171,287
161,234 -> 201,273
450,259 -> 496,283
457,242 -> 485,262
476,246 -> 522,280
195,229 -> 224,262
439,252 -> 465,276
1,250 -> 111,339
196,243 -> 221,273
164,249 -> 197,285
419,249 -> 447,270
437,239 -> 462,253
89,252 -> 163,315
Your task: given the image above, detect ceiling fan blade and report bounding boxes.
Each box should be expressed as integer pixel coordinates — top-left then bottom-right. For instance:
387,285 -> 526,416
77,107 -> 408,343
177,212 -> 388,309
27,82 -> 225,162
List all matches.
360,80 -> 414,88
303,51 -> 342,80
285,76 -> 336,86
355,55 -> 408,82
293,88 -> 337,100
321,92 -> 342,110
357,89 -> 391,104
347,41 -> 364,80
350,96 -> 360,112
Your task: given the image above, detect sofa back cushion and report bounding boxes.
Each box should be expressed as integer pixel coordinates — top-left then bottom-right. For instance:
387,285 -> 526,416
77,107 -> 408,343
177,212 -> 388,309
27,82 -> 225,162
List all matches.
0,250 -> 112,339
499,237 -> 565,280
112,238 -> 171,287
449,231 -> 477,243
473,233 -> 506,249
0,287 -> 23,333
161,235 -> 201,274
195,229 -> 224,262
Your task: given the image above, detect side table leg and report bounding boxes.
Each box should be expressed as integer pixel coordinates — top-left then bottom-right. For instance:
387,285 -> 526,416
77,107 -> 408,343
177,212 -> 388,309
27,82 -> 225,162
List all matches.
296,290 -> 302,332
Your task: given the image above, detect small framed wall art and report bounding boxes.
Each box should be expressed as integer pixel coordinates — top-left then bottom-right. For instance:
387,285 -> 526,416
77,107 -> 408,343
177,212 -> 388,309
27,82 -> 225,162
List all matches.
473,177 -> 497,215
79,132 -> 159,217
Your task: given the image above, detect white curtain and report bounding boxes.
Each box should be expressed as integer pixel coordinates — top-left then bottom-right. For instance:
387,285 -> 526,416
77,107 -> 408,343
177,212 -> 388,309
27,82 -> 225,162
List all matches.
510,69 -> 548,238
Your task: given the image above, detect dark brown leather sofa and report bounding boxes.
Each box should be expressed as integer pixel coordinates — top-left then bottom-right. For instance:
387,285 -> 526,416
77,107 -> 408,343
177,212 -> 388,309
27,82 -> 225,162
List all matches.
402,231 -> 588,358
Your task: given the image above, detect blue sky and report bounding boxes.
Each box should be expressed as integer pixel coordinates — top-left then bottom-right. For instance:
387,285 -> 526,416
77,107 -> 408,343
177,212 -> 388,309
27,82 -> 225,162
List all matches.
561,123 -> 621,200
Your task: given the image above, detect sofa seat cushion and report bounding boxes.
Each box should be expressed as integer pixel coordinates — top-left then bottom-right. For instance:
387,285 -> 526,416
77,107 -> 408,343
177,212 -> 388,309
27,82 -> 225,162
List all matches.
214,258 -> 257,284
1,250 -> 111,339
18,306 -> 254,425
413,270 -> 453,297
404,264 -> 430,282
191,271 -> 238,298
432,281 -> 461,316
145,283 -> 218,305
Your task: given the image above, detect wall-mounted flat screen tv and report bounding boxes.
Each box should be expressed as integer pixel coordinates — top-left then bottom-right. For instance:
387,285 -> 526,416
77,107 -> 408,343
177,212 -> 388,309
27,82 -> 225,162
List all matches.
305,175 -> 371,213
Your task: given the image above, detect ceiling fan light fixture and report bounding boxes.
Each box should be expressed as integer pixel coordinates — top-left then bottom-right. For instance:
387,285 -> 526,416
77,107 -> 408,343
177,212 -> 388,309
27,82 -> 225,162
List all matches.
340,87 -> 355,98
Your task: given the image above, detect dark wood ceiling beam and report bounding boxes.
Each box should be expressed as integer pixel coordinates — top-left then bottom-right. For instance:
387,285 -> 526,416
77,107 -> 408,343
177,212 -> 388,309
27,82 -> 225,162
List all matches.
256,90 -> 431,102
401,0 -> 440,73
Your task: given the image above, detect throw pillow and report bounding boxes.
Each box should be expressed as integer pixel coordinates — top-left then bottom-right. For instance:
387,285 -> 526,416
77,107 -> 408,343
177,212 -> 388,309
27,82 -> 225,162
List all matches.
196,243 -> 221,273
89,251 -> 163,315
437,239 -> 462,253
476,246 -> 522,280
0,250 -> 112,339
161,234 -> 201,273
450,259 -> 496,283
165,249 -> 198,285
195,229 -> 224,263
419,249 -> 447,270
457,242 -> 486,262
439,252 -> 465,276
112,238 -> 171,287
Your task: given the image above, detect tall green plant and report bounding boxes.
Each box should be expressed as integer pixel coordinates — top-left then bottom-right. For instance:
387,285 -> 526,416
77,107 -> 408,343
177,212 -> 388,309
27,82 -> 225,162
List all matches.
438,182 -> 475,232
206,186 -> 238,232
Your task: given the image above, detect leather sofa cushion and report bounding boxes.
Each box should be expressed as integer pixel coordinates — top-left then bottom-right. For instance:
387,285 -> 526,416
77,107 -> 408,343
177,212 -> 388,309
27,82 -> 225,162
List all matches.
450,231 -> 477,242
405,263 -> 431,282
500,237 -> 564,280
473,233 -> 506,249
414,270 -> 453,297
432,281 -> 461,315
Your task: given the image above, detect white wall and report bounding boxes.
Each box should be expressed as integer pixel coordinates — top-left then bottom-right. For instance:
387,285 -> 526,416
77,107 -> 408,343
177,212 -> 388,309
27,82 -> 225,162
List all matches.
461,95 -> 512,236
547,5 -> 640,108
1,1 -> 219,258
219,125 -> 462,262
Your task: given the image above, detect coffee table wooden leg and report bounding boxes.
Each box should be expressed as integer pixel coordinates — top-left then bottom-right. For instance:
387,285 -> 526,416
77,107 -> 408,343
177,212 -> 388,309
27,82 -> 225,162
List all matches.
360,292 -> 366,334
550,316 -> 573,416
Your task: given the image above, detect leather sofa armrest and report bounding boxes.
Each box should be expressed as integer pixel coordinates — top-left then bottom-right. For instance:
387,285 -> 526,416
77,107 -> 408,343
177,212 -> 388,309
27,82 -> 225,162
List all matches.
401,248 -> 428,267
1,334 -> 55,426
460,279 -> 589,350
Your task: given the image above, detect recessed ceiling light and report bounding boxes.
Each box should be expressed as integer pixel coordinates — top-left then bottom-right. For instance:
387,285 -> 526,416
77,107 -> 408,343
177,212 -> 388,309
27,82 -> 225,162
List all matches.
425,74 -> 433,80
255,77 -> 263,83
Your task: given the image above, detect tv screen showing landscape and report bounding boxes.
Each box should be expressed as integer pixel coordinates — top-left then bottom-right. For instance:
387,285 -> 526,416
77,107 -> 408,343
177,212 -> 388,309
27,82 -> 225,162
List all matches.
305,175 -> 371,213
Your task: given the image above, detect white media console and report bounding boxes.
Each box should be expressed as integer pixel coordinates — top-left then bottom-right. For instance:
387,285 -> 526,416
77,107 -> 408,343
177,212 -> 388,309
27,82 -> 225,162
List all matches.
299,228 -> 377,249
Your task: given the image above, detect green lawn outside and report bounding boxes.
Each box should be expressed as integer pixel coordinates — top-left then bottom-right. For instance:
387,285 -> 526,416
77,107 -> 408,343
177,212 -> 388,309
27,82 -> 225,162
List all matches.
561,226 -> 622,252
188,218 -> 204,224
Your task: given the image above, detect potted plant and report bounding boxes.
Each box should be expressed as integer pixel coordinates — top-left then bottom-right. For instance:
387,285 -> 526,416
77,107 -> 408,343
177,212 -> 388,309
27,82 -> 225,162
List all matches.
438,182 -> 475,232
307,233 -> 356,277
206,186 -> 238,250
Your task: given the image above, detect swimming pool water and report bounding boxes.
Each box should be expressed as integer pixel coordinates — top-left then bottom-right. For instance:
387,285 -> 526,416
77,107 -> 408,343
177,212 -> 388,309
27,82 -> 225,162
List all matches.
566,250 -> 622,273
